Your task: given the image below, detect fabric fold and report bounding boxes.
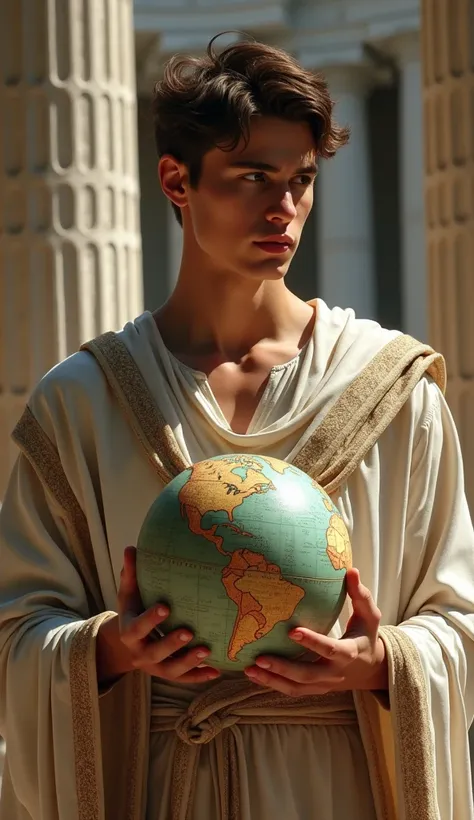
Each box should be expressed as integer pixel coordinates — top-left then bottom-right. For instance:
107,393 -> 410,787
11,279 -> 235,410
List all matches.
355,625 -> 438,820
1,418 -> 150,820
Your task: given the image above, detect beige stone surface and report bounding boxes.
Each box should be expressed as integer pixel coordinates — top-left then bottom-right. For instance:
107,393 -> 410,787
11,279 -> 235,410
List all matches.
422,0 -> 474,508
0,0 -> 143,497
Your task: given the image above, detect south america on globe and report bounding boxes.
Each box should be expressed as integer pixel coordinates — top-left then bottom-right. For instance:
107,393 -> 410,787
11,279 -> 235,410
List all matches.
136,454 -> 352,672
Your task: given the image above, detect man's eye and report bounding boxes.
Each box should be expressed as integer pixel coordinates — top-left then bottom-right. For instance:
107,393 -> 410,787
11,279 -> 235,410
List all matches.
243,172 -> 266,182
294,175 -> 315,186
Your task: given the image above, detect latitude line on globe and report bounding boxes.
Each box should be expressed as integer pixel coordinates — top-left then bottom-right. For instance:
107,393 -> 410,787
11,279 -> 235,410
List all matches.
139,550 -> 342,583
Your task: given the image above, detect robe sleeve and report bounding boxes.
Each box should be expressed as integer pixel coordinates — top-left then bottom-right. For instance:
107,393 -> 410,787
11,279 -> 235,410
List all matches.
0,452 -> 117,820
397,382 -> 474,819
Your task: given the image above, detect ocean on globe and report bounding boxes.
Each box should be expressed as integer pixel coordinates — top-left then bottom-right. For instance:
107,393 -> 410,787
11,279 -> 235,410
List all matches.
136,454 -> 352,672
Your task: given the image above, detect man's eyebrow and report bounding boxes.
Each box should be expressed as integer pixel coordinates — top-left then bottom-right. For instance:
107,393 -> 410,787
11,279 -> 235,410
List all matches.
229,160 -> 318,174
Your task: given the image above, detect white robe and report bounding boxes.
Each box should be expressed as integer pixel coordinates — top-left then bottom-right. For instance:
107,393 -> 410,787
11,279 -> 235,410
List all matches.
0,300 -> 472,820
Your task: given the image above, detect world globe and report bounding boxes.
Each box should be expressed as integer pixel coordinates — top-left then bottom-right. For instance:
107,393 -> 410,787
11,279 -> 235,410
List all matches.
136,454 -> 352,672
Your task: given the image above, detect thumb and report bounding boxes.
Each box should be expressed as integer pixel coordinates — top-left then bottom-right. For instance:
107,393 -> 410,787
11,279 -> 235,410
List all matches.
345,568 -> 381,630
118,546 -> 141,614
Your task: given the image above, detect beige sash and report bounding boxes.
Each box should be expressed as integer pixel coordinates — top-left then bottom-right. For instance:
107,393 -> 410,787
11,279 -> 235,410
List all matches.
150,682 -> 357,820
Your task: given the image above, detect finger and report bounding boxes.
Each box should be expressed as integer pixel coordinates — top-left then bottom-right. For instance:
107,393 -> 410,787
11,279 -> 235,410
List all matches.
120,603 -> 170,645
137,635 -> 221,682
252,652 -> 346,684
156,648 -> 222,681
117,547 -> 142,616
287,628 -> 359,666
168,667 -> 222,684
244,666 -> 336,697
345,569 -> 381,628
122,546 -> 137,587
132,626 -> 195,665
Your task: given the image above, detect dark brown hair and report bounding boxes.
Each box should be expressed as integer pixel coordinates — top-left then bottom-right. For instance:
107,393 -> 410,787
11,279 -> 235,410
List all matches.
152,34 -> 350,224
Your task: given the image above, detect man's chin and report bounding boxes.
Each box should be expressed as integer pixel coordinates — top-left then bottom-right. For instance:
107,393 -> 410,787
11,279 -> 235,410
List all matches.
241,258 -> 291,281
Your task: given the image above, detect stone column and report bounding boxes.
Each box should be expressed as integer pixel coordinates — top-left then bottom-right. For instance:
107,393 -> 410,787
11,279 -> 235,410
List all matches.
0,0 -> 143,498
317,66 -> 376,318
422,0 -> 474,507
390,33 -> 428,341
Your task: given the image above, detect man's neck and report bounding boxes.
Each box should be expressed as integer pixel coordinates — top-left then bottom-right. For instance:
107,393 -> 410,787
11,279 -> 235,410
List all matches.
154,272 -> 313,363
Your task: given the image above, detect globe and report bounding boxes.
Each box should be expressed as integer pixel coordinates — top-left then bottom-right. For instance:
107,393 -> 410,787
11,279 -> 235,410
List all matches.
136,454 -> 352,672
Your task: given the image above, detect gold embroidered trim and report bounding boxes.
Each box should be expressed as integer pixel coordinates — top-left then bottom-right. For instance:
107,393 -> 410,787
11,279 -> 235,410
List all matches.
124,672 -> 150,820
81,333 -> 189,483
378,625 -> 437,820
70,612 -> 116,820
12,406 -> 103,612
12,404 -> 149,819
293,335 -> 446,493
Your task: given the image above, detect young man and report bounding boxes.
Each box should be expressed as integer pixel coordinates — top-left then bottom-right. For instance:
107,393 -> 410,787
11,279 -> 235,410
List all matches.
0,35 -> 473,820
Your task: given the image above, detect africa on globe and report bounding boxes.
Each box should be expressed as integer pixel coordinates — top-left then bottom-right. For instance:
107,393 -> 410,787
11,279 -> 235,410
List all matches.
136,454 -> 352,672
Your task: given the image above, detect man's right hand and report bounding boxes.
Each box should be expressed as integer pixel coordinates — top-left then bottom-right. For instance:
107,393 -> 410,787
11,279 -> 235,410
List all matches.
96,546 -> 221,685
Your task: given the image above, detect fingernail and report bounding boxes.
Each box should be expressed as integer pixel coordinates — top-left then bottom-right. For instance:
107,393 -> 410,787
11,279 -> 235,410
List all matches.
179,631 -> 192,642
255,658 -> 271,669
157,606 -> 168,617
245,668 -> 258,678
207,671 -> 220,680
290,630 -> 303,641
196,649 -> 209,659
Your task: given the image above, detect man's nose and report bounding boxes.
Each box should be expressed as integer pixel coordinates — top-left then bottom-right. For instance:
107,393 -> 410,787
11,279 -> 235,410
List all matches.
266,190 -> 297,222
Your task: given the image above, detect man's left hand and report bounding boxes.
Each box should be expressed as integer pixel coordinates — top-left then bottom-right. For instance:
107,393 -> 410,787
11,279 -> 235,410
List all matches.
244,568 -> 388,695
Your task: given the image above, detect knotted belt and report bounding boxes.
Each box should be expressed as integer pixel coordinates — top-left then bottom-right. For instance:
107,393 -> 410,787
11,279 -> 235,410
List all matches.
150,678 -> 357,820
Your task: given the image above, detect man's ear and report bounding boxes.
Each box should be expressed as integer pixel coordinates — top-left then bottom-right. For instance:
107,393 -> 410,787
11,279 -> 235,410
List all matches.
158,155 -> 189,210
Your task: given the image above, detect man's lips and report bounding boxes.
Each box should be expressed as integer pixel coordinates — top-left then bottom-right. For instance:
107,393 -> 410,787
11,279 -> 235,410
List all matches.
253,236 -> 294,255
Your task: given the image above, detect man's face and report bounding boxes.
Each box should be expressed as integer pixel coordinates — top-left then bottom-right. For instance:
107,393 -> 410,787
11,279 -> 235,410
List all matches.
183,117 -> 317,281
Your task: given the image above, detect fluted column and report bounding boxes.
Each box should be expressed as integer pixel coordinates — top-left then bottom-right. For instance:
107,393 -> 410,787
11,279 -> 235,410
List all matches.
390,33 -> 427,340
422,0 -> 474,506
317,65 -> 376,318
0,0 -> 143,497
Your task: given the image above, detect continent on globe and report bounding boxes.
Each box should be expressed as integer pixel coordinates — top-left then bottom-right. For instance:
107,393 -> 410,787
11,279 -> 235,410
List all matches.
326,514 -> 352,571
221,548 -> 305,660
178,456 -> 276,555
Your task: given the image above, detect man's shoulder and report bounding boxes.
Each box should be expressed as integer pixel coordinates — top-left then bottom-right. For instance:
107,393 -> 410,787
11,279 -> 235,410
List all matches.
387,374 -> 443,453
315,299 -> 402,352
30,316 -> 144,404
34,348 -> 106,400
318,301 -> 446,437
27,345 -> 114,431
22,313 -> 160,445
408,373 -> 443,429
